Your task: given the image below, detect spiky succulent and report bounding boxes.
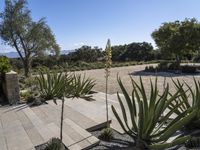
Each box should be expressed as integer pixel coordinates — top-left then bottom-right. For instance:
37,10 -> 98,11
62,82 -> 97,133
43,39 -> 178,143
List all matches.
36,69 -> 66,100
169,78 -> 200,129
112,76 -> 196,149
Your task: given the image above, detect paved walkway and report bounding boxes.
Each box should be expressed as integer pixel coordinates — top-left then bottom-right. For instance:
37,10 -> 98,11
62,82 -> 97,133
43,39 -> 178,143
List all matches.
0,92 -> 128,150
0,91 -> 180,150
0,95 -> 110,150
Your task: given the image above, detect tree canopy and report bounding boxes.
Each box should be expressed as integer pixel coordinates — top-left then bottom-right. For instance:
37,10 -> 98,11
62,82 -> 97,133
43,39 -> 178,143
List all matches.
0,0 -> 60,76
112,42 -> 154,61
152,18 -> 200,64
66,46 -> 103,62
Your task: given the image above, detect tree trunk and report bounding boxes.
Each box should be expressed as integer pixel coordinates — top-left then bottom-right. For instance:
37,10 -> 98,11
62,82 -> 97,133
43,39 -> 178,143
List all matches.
176,55 -> 181,71
60,97 -> 64,145
23,59 -> 31,77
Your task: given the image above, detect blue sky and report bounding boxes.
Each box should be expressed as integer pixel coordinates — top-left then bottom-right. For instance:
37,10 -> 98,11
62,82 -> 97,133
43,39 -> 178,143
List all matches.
0,0 -> 200,52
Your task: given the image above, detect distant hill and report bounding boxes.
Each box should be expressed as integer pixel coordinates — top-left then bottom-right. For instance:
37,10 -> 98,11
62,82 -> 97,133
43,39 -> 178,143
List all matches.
0,50 -> 74,58
0,52 -> 21,58
60,50 -> 75,55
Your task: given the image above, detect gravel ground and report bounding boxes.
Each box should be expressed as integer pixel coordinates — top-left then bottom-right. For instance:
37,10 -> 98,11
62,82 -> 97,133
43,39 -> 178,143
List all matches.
89,128 -> 135,150
75,64 -> 200,96
89,128 -> 189,150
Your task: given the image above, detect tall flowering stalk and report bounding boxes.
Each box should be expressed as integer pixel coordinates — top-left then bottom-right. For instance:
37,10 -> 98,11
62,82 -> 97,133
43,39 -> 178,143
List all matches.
105,39 -> 112,127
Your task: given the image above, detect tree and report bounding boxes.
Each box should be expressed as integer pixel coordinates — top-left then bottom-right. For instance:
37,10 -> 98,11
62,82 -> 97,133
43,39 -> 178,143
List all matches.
111,44 -> 126,61
111,42 -> 153,61
67,46 -> 103,62
0,0 -> 60,77
120,42 -> 153,61
152,18 -> 200,69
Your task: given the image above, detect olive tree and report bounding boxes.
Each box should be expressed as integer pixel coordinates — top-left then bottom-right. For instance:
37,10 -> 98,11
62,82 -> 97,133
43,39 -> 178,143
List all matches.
0,0 -> 60,76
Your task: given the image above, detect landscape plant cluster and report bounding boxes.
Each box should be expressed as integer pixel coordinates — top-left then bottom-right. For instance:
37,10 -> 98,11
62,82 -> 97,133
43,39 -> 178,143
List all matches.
10,56 -> 160,75
0,57 -> 11,96
0,57 -> 11,74
145,60 -> 199,73
112,76 -> 200,149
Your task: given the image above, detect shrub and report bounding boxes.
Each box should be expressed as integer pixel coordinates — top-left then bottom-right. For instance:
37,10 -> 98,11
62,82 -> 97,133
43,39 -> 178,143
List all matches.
112,77 -> 196,149
145,65 -> 156,72
99,128 -> 113,141
168,61 -> 179,70
20,90 -> 34,102
157,61 -> 171,71
44,138 -> 65,150
0,57 -> 11,73
181,65 -> 197,73
24,76 -> 38,89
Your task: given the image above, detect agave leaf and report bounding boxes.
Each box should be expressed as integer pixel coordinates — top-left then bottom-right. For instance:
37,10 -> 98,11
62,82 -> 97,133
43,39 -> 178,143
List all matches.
132,77 -> 148,126
117,92 -> 134,132
138,100 -> 144,139
149,135 -> 191,149
118,76 -> 137,131
111,105 -> 136,137
157,109 -> 196,142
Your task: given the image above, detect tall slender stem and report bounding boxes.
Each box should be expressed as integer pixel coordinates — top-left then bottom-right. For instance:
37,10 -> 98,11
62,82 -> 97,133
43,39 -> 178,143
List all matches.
60,97 -> 64,145
105,75 -> 109,127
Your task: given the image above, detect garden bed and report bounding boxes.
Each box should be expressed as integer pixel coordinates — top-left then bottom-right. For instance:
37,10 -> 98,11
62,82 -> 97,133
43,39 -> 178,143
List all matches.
35,138 -> 67,150
89,127 -> 200,150
89,128 -> 134,150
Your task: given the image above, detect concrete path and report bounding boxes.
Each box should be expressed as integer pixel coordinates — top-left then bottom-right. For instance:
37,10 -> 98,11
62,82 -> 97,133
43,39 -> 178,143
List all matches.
0,91 -> 128,150
0,99 -> 102,150
0,91 -> 180,150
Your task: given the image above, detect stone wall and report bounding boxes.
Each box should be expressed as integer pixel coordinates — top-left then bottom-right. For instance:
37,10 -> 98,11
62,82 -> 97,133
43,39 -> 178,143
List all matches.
3,71 -> 20,105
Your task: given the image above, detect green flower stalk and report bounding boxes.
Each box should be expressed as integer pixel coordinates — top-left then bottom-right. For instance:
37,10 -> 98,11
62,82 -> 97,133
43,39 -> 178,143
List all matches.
105,39 -> 112,127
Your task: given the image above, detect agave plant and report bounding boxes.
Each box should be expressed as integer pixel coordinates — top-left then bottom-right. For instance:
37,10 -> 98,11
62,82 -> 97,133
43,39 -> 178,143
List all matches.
99,127 -> 113,141
36,69 -> 66,100
68,74 -> 95,100
111,77 -> 196,149
169,78 -> 200,129
44,138 -> 65,150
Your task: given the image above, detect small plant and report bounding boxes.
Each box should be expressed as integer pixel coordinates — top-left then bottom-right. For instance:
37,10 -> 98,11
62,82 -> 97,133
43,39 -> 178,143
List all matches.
181,65 -> 197,73
0,57 -> 11,73
112,76 -> 196,149
99,127 -> 113,141
20,90 -> 35,103
185,137 -> 200,149
44,137 -> 65,150
145,65 -> 156,72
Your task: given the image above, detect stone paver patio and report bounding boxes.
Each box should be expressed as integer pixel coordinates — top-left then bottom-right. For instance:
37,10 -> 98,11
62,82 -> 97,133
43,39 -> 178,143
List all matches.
0,91 -> 181,150
0,92 -> 127,150
0,97 -> 102,149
